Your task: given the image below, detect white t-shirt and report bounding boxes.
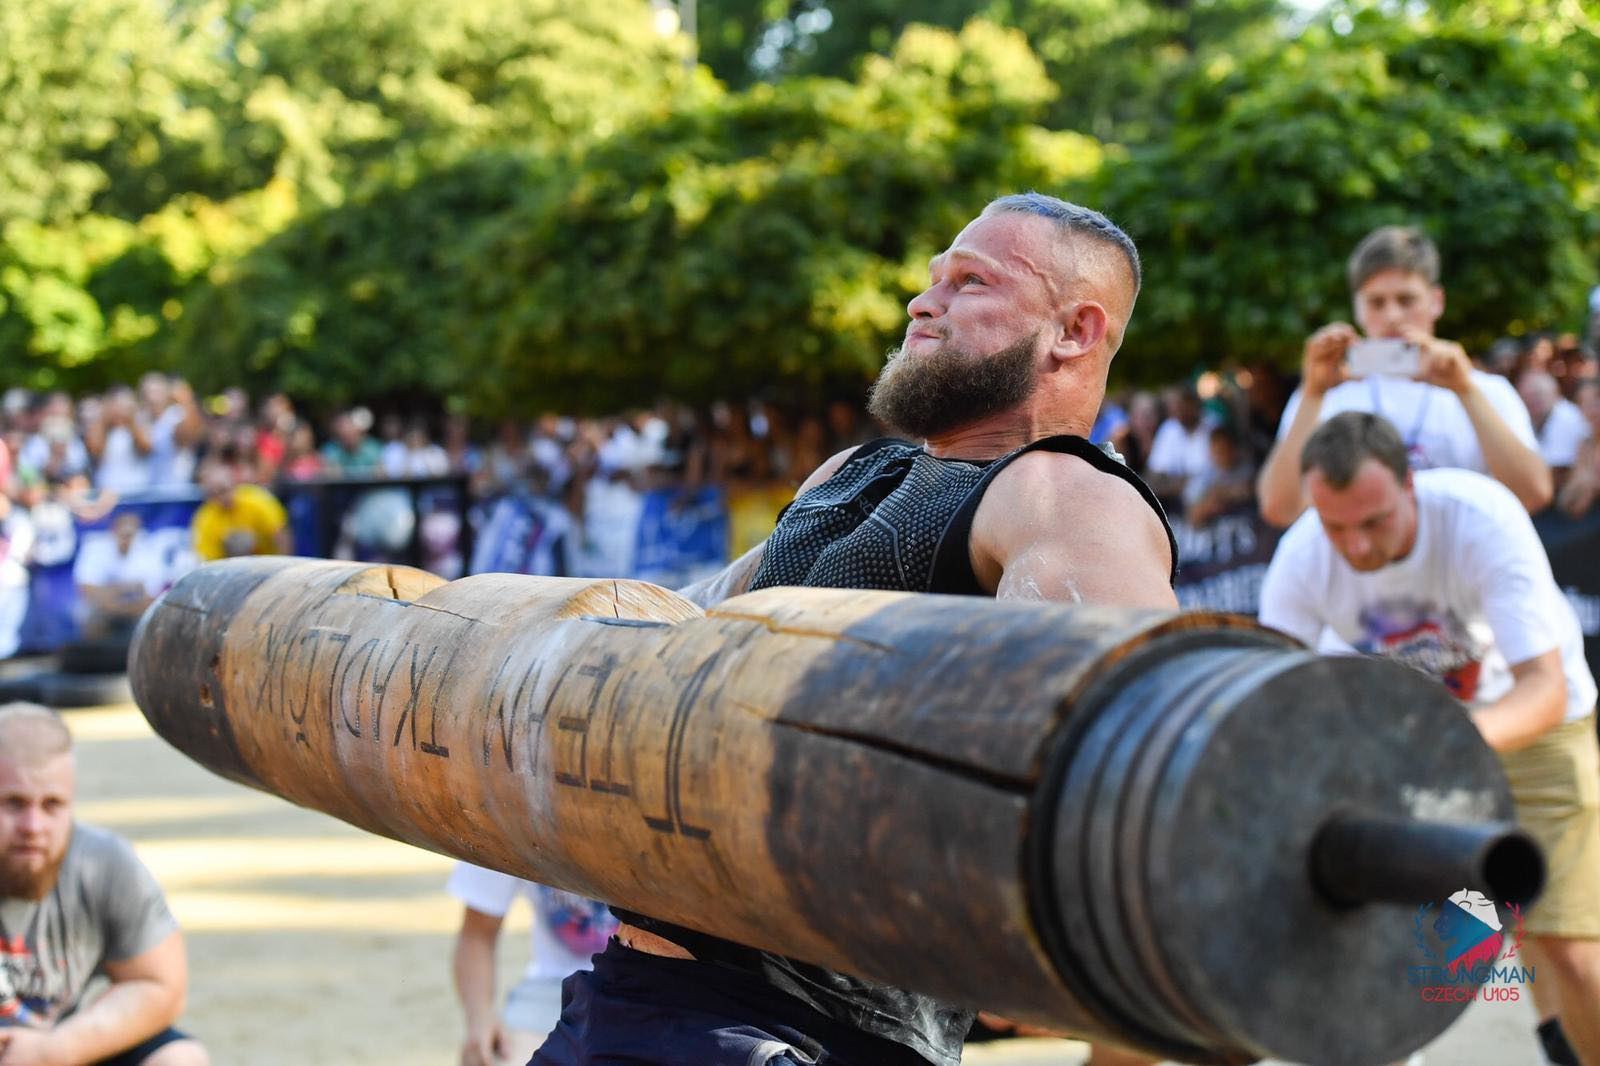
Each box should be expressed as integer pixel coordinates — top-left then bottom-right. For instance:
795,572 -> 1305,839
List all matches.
72,533 -> 167,596
1146,418 -> 1213,479
445,863 -> 615,983
145,405 -> 195,489
1535,397 -> 1591,468
1259,468 -> 1596,723
94,425 -> 151,494
1276,370 -> 1537,475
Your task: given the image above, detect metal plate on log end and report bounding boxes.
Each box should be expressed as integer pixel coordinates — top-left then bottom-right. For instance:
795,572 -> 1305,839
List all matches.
1142,654 -> 1512,1065
1043,633 -> 1288,1064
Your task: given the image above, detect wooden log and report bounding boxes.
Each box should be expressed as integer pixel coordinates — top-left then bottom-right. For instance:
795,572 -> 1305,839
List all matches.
129,557 -> 1530,1066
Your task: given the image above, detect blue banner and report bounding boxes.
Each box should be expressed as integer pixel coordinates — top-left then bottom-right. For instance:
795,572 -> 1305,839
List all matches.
631,487 -> 729,589
18,493 -> 203,653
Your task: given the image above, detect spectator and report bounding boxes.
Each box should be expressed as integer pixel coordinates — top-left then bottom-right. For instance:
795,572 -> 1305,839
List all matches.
447,862 -> 615,1066
1256,225 -> 1550,526
1144,384 -> 1213,500
1182,425 -> 1257,526
16,395 -> 88,483
442,415 -> 482,480
1238,363 -> 1292,465
1556,379 -> 1600,518
191,463 -> 290,561
252,394 -> 295,481
85,387 -> 152,495
139,375 -> 203,490
73,512 -> 165,638
1517,369 -> 1590,479
1258,412 -> 1600,1066
281,424 -> 325,481
0,494 -> 33,660
320,411 -> 384,476
1118,391 -> 1161,476
0,702 -> 210,1065
21,413 -> 90,487
382,421 -> 449,479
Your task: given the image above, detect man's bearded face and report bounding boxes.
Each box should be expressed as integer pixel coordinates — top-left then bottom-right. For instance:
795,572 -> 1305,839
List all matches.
867,331 -> 1040,441
0,754 -> 74,901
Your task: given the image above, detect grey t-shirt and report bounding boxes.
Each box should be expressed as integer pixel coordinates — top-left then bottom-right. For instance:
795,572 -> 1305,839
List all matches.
1,823 -> 176,1025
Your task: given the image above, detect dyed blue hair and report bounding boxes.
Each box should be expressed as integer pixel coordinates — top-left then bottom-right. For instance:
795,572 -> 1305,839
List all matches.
984,192 -> 1141,297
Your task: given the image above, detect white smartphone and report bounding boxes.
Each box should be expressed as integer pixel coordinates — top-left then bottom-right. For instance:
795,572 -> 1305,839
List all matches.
1346,338 -> 1421,378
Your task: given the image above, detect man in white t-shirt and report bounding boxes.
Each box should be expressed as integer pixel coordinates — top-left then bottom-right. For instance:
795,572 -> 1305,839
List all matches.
1517,369 -> 1591,474
446,862 -> 616,1066
73,512 -> 167,637
1144,385 -> 1214,501
1259,412 -> 1600,1065
1257,226 -> 1551,527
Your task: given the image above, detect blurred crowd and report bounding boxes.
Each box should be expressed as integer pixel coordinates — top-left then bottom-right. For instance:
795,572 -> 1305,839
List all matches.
2,325 -> 1599,661
0,377 -> 875,519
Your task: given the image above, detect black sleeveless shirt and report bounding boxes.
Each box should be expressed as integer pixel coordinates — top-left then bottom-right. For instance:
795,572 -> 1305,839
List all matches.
616,434 -> 1176,1066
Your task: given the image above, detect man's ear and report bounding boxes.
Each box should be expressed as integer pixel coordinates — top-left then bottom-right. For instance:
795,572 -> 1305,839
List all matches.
1429,285 -> 1446,321
1048,302 -> 1109,363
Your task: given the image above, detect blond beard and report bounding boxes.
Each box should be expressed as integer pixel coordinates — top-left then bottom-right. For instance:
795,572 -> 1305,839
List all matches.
0,848 -> 66,901
867,332 -> 1039,440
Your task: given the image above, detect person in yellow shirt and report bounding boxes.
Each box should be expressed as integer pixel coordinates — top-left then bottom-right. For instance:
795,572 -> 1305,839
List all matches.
191,462 -> 291,561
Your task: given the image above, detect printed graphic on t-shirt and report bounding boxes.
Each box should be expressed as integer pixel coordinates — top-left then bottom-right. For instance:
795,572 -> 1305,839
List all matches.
536,887 -> 616,958
1,936 -> 60,1026
1356,599 -> 1486,700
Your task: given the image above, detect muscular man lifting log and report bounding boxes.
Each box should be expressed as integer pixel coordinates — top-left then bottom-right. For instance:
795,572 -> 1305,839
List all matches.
128,196 -> 1541,1066
586,193 -> 1177,1066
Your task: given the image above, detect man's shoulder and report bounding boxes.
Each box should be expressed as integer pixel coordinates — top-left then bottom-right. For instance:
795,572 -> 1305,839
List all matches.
1273,508 -> 1332,564
985,445 -> 1166,534
57,823 -> 143,885
1414,468 -> 1527,530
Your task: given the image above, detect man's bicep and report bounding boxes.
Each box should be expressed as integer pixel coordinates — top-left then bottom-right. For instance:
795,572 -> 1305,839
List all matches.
995,510 -> 1176,610
102,929 -> 185,987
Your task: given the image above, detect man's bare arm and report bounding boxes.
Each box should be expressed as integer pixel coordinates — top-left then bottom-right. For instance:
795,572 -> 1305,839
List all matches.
1407,330 -> 1553,512
975,451 -> 1177,610
44,930 -> 187,1064
676,541 -> 769,609
1259,323 -> 1357,528
1470,649 -> 1567,754
675,445 -> 862,609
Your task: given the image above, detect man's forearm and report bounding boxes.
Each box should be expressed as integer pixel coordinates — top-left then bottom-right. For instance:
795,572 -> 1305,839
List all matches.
1459,385 -> 1553,512
677,541 -> 766,609
47,977 -> 178,1063
452,935 -> 498,1035
1470,662 -> 1566,753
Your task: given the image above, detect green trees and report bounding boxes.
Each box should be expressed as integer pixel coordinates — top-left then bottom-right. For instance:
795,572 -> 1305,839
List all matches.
1098,0 -> 1600,380
454,21 -> 1101,413
3,0 -> 1597,407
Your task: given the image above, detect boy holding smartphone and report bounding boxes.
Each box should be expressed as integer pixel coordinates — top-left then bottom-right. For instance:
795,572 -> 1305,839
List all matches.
1256,225 -> 1550,527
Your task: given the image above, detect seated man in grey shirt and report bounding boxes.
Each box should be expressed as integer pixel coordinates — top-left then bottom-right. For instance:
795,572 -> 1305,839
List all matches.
0,702 -> 209,1066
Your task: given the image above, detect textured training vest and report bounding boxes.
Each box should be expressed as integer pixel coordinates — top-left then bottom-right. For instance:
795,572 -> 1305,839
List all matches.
617,434 -> 1176,1066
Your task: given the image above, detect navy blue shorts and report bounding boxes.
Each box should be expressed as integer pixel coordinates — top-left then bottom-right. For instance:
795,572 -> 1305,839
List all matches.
95,1027 -> 193,1066
529,941 -> 932,1066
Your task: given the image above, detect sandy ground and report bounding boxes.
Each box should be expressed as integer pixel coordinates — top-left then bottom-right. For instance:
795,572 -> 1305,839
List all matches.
63,702 -> 1541,1066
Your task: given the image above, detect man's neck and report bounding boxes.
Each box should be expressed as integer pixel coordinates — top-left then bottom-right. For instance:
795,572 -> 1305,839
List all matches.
922,414 -> 1091,461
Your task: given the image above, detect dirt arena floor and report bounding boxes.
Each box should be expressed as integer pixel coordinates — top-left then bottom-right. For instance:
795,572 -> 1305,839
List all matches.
65,701 -> 1538,1066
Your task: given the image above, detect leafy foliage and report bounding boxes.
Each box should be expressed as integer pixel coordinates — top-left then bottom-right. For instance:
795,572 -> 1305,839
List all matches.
3,0 -> 1597,410
452,21 -> 1101,413
1098,0 -> 1600,381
